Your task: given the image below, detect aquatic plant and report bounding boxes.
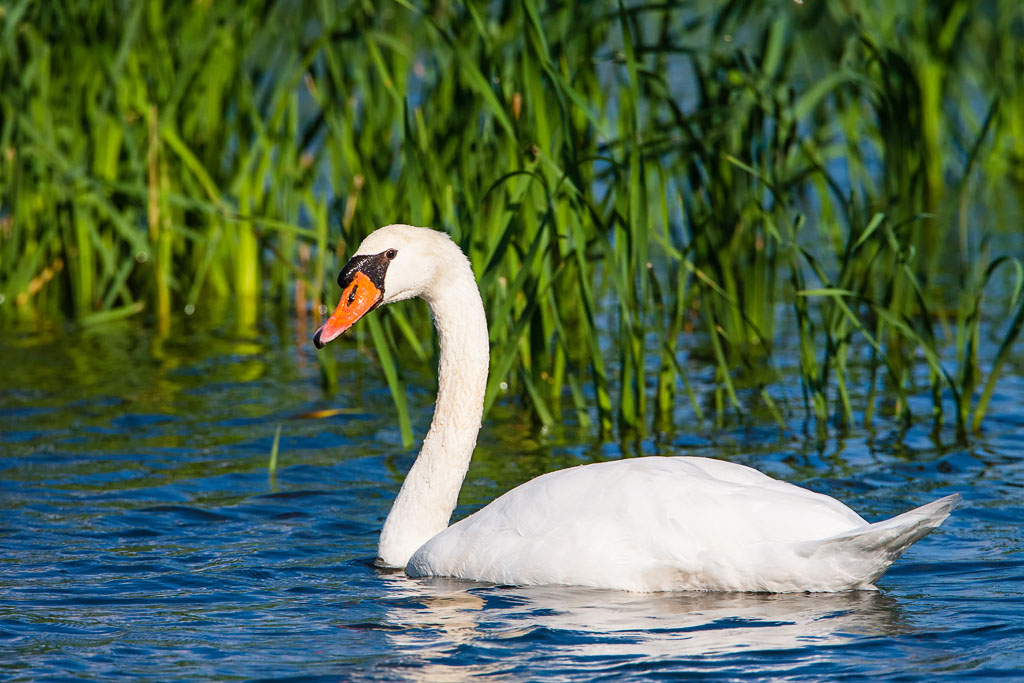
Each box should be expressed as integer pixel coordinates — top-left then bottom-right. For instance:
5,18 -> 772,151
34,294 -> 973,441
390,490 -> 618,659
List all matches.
1,0 -> 1022,444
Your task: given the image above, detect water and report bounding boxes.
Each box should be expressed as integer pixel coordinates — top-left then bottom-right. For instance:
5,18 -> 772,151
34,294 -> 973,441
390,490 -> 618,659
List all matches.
2,324 -> 1022,680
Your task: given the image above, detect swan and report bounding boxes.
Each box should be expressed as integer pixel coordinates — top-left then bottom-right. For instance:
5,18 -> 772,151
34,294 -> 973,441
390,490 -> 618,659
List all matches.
314,224 -> 959,592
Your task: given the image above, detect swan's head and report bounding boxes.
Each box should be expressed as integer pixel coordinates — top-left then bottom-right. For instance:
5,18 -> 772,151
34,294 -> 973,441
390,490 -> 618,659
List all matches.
313,225 -> 461,348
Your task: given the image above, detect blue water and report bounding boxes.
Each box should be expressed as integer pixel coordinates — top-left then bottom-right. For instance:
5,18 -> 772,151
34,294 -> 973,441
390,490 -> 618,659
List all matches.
2,326 -> 1023,680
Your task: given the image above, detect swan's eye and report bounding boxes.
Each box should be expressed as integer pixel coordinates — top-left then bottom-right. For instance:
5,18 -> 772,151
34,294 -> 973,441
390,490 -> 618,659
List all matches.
385,249 -> 397,260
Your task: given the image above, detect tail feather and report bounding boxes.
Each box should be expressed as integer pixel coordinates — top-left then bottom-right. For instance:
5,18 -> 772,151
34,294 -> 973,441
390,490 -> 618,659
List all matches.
797,493 -> 961,590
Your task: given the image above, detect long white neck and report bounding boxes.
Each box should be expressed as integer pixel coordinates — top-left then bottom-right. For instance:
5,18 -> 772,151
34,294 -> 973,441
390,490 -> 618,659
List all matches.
376,252 -> 490,568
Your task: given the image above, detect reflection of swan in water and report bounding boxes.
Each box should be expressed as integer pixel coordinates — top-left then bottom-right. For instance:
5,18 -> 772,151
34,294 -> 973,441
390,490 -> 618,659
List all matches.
375,572 -> 905,676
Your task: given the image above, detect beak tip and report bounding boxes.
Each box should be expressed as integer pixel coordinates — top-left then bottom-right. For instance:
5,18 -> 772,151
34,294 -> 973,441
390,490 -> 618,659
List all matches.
314,271 -> 383,350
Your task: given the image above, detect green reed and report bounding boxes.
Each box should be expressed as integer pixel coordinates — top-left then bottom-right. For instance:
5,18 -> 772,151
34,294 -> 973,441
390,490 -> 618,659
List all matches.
1,1 -> 1022,444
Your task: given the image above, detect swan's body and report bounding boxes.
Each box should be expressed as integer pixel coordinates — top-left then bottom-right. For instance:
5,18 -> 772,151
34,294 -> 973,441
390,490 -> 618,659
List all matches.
408,456 -> 956,592
315,225 -> 959,593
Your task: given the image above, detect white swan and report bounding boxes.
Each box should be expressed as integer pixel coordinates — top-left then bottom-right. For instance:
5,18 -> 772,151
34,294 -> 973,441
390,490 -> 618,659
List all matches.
314,224 -> 959,593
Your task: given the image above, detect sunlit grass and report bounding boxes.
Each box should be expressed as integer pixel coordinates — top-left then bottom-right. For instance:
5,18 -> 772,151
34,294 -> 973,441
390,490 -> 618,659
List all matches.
1,1 -> 1022,444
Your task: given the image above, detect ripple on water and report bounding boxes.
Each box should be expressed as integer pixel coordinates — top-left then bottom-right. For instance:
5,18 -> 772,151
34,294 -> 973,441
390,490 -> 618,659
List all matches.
0,336 -> 1022,681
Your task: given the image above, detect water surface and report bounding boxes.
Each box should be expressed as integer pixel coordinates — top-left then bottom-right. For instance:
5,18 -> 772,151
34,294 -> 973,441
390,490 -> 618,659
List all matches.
1,324 -> 1022,680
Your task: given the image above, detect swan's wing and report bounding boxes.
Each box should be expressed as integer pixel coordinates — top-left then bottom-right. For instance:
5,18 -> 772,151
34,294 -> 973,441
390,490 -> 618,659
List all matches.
407,457 -> 870,591
669,456 -> 868,526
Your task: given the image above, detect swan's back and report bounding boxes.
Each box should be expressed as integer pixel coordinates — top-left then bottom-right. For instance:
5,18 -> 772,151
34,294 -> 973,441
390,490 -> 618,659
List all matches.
407,456 -> 957,592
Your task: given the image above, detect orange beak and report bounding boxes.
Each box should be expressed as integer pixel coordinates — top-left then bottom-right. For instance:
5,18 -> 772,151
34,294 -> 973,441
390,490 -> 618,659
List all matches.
313,271 -> 383,348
